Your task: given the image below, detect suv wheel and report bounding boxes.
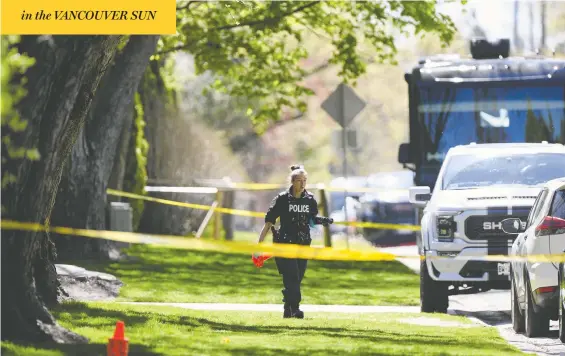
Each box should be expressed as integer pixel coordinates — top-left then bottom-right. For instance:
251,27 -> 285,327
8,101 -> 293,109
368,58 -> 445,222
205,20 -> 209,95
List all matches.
420,258 -> 448,313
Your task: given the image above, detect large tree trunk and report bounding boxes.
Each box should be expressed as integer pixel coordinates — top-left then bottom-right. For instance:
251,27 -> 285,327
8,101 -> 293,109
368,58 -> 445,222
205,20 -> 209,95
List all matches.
137,61 -> 194,235
51,36 -> 159,261
1,35 -> 121,343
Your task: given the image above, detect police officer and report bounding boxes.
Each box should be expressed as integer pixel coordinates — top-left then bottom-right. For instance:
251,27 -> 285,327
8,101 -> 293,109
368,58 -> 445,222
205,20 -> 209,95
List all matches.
257,164 -> 333,318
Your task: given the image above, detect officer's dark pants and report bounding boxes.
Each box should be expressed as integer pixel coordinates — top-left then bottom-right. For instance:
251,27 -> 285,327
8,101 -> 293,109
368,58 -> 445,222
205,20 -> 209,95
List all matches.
275,257 -> 308,307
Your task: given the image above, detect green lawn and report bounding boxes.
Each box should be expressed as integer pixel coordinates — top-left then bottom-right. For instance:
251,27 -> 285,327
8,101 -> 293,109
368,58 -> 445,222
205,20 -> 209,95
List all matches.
65,243 -> 420,306
1,236 -> 525,356
1,302 -> 524,356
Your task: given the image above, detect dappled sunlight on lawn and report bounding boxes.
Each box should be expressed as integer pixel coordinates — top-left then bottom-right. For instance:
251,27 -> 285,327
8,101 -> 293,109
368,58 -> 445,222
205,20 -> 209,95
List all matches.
2,302 -> 523,356
61,244 -> 419,306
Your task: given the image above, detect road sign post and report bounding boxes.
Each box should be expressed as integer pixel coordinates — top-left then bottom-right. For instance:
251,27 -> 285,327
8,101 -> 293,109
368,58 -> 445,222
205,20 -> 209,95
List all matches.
321,83 -> 366,248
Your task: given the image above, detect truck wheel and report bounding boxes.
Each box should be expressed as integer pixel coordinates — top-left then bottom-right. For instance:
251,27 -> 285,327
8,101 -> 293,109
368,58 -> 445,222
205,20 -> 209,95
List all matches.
420,258 -> 448,313
525,275 -> 549,337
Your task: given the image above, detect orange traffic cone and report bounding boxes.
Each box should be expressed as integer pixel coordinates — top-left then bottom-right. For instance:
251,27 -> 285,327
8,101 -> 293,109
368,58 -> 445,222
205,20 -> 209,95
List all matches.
107,320 -> 129,356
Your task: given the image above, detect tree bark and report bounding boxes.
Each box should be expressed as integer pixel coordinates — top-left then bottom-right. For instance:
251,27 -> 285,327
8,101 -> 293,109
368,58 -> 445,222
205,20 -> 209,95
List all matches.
140,60 -> 170,182
108,107 -> 135,200
137,61 -> 199,235
1,35 -> 121,343
51,36 -> 159,261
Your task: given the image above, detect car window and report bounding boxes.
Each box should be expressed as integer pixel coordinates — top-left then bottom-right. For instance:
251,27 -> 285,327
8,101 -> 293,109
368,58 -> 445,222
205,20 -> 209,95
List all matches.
527,189 -> 548,228
532,190 -> 551,224
526,190 -> 544,228
550,189 -> 565,219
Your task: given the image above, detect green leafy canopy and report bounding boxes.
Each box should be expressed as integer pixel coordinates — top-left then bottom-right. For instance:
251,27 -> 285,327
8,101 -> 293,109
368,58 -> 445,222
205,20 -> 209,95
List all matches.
158,0 -> 456,129
1,36 -> 39,195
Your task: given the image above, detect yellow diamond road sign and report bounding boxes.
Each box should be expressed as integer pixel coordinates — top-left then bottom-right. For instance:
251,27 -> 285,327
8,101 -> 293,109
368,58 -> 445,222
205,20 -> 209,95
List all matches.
321,83 -> 366,128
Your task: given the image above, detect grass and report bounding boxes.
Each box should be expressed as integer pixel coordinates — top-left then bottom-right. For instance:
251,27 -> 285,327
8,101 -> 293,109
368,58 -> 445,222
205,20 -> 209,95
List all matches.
64,243 -> 420,306
1,302 -> 525,356
2,234 -> 524,355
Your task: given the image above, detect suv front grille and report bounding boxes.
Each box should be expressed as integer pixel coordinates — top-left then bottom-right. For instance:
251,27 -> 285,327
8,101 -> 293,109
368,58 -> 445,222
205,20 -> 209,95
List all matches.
464,206 -> 530,241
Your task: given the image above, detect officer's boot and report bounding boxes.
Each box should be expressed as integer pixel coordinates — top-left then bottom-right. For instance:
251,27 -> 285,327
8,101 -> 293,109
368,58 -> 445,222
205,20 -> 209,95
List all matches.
283,303 -> 292,318
292,303 -> 304,319
283,303 -> 304,319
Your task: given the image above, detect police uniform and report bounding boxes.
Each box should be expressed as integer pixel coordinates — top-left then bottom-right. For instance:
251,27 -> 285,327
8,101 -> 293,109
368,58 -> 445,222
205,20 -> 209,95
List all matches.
264,186 -> 321,318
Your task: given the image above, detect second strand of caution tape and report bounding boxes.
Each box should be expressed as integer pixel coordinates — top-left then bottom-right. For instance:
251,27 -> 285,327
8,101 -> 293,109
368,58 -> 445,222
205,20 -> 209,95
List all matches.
107,189 -> 420,232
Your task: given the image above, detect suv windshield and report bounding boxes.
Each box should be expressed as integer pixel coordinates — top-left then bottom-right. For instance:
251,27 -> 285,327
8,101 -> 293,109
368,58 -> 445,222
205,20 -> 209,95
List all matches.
442,152 -> 565,190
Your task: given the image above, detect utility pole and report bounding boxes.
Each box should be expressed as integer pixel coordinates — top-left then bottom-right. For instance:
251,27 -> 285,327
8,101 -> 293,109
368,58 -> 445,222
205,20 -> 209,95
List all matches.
513,0 -> 521,53
341,119 -> 349,248
540,0 -> 546,52
529,1 -> 535,52
321,83 -> 366,249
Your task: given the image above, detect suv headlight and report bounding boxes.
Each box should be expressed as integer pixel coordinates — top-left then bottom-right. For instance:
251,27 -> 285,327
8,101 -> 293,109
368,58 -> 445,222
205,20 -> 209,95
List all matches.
436,214 -> 459,242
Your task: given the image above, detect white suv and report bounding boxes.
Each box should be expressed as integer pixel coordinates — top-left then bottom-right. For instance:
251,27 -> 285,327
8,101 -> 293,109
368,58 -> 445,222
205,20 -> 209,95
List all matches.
508,177 -> 565,337
409,142 -> 565,313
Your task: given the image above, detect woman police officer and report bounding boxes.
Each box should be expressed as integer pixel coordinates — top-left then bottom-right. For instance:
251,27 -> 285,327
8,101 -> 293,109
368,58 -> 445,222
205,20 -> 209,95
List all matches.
256,165 -> 333,318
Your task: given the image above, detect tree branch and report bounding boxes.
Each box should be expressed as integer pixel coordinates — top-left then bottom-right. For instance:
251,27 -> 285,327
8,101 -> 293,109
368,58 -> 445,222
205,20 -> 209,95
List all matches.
213,1 -> 321,31
176,1 -> 204,11
300,53 -> 378,81
158,1 -> 321,55
155,40 -> 197,56
229,111 -> 303,152
303,61 -> 331,78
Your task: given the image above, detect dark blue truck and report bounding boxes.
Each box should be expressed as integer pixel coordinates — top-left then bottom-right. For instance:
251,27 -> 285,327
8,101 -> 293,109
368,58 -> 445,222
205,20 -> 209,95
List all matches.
398,38 -> 565,189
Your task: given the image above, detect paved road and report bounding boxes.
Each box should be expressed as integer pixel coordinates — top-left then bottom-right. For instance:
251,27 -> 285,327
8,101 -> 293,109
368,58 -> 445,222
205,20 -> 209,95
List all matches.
450,290 -> 565,356
378,245 -> 565,356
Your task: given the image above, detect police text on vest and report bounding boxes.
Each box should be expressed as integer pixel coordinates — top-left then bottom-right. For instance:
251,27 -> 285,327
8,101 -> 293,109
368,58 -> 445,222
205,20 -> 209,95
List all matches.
289,204 -> 309,213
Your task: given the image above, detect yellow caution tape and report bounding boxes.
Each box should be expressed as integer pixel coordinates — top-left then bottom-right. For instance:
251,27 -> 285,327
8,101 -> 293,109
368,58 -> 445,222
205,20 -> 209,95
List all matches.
107,189 -> 420,231
3,219 -> 565,263
107,189 -> 264,218
0,219 -> 397,261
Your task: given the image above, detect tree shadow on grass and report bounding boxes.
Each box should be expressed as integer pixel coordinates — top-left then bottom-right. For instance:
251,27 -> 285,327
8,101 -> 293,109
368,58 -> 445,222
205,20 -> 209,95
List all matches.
61,245 -> 417,277
181,317 -> 519,353
2,302 -> 165,356
2,343 -> 160,356
58,246 -> 419,305
1,301 -> 518,356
